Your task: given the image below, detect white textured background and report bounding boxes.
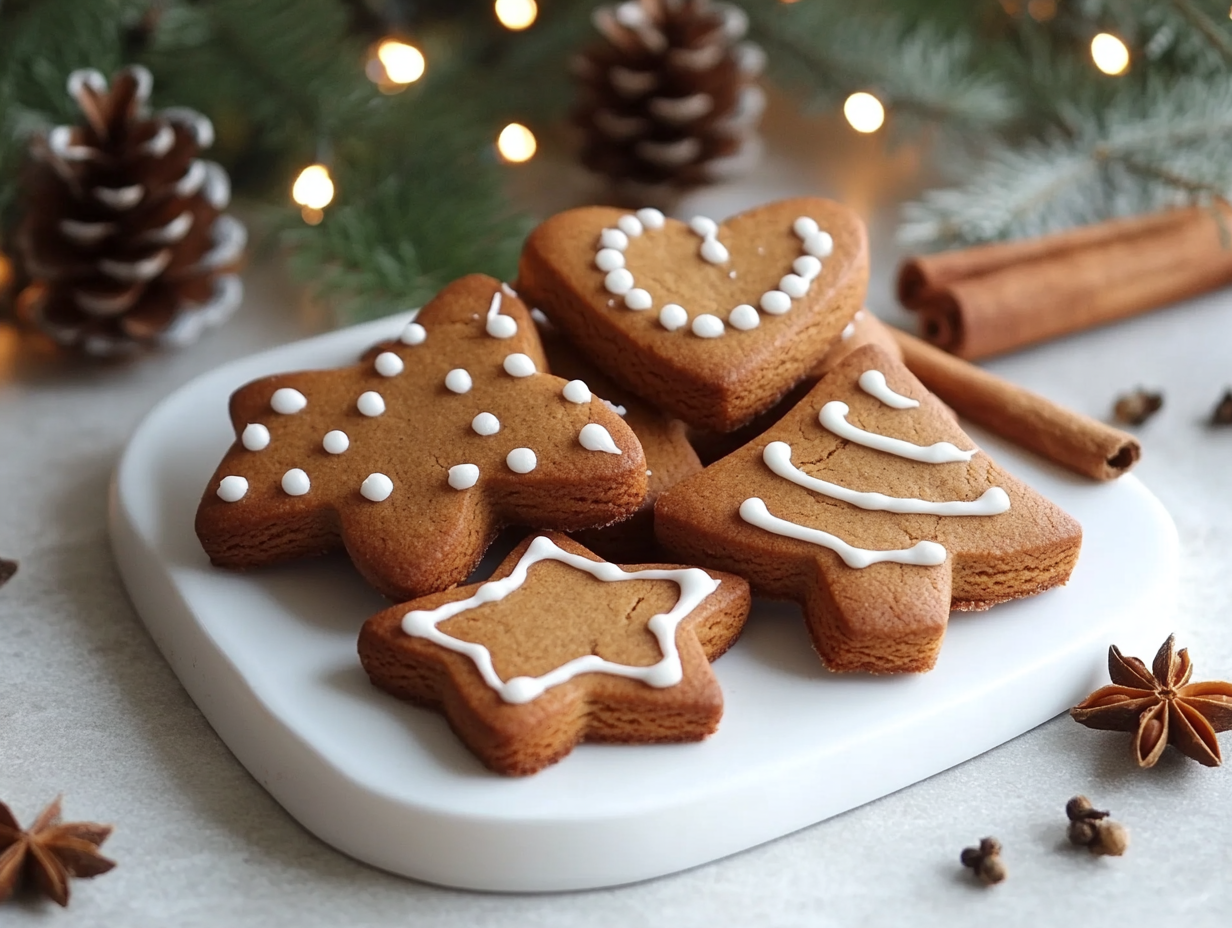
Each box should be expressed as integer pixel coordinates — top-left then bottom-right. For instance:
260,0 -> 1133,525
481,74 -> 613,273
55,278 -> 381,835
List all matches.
2,104 -> 1231,925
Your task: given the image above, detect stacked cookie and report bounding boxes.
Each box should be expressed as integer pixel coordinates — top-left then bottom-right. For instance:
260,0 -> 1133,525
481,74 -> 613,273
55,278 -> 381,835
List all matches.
195,198 -> 1081,775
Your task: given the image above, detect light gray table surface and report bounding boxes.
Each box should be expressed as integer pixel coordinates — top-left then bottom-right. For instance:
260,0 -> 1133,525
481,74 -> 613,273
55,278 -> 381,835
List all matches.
3,108 -> 1231,925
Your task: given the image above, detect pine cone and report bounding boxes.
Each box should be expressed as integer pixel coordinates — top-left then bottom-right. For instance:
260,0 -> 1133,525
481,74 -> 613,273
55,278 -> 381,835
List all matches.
17,66 -> 246,357
574,0 -> 765,199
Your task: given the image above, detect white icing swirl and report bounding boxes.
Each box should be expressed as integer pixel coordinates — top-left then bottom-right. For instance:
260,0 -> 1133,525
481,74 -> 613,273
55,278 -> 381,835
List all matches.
739,497 -> 948,569
858,370 -> 919,409
762,441 -> 1010,516
818,402 -> 976,464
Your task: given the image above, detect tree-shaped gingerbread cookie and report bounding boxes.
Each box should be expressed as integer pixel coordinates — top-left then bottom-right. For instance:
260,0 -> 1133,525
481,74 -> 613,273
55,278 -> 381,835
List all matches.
655,344 -> 1083,673
196,275 -> 648,600
359,533 -> 751,775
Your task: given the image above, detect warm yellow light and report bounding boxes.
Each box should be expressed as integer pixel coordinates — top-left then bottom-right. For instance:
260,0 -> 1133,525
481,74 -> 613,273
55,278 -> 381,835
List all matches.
1091,33 -> 1129,75
843,92 -> 885,134
301,206 -> 324,226
292,164 -> 335,210
377,40 -> 426,84
494,0 -> 538,30
497,123 -> 537,162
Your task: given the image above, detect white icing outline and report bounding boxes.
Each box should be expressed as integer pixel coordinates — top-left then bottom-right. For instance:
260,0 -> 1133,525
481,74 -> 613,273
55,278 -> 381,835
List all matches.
762,442 -> 1009,516
597,212 -> 832,337
858,370 -> 918,409
819,402 -> 976,464
739,498 -> 947,569
401,535 -> 720,704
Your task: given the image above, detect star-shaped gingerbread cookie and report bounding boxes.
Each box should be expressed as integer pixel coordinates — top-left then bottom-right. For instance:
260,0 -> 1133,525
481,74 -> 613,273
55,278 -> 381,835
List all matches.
359,532 -> 751,775
517,198 -> 869,432
195,275 -> 648,600
655,344 -> 1083,674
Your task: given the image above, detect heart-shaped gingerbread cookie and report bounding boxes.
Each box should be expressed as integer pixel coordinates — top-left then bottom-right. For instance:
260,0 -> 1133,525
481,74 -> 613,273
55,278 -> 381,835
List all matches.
517,198 -> 868,432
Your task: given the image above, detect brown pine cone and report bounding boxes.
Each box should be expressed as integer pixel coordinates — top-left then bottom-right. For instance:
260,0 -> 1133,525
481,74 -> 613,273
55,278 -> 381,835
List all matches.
17,66 -> 246,357
574,0 -> 765,199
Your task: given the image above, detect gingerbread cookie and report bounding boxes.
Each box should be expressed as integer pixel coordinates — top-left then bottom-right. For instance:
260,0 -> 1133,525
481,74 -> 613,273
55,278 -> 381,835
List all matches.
517,198 -> 869,432
358,533 -> 751,775
195,275 -> 648,600
537,316 -> 702,561
655,344 -> 1082,674
689,309 -> 902,465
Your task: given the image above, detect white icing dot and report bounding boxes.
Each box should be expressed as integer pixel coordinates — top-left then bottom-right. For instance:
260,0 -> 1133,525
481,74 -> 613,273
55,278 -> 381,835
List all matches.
625,288 -> 653,310
323,430 -> 349,454
689,216 -> 717,238
635,207 -> 665,229
779,274 -> 809,298
659,303 -> 688,331
700,237 -> 729,264
604,268 -> 634,295
692,314 -> 725,338
728,304 -> 760,330
760,290 -> 792,315
603,399 -> 627,416
444,369 -> 473,394
616,214 -> 644,237
530,307 -> 550,326
793,255 -> 822,280
595,248 -> 626,272
486,314 -> 517,339
360,473 -> 394,502
599,228 -> 629,251
374,351 -> 404,377
241,423 -> 270,451
281,468 -> 310,496
472,412 -> 501,436
503,353 -> 537,377
792,216 -> 819,239
357,391 -> 386,416
563,380 -> 592,404
506,448 -> 537,473
448,463 -> 480,490
501,282 -> 517,297
270,388 -> 306,415
803,231 -> 834,258
400,322 -> 426,345
580,422 -> 623,454
217,475 -> 248,502
841,321 -> 856,340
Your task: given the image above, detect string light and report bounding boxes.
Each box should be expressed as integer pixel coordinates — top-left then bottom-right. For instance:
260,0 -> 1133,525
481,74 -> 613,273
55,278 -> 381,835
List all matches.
497,123 -> 537,162
292,164 -> 334,225
843,92 -> 885,134
1091,33 -> 1129,75
494,0 -> 538,30
379,39 -> 426,84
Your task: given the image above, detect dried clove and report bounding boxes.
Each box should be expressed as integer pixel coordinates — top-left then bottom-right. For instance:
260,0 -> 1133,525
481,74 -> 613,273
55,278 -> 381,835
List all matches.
1210,390 -> 1232,426
1112,388 -> 1163,426
0,559 -> 16,589
960,836 -> 1006,885
1065,795 -> 1129,856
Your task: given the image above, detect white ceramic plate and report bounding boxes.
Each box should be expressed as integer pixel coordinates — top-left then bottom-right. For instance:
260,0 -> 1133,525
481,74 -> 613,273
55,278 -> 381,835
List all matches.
109,312 -> 1178,891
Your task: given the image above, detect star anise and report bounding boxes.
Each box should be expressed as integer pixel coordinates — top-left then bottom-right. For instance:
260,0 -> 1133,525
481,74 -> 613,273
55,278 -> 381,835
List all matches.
1071,634 -> 1232,768
0,797 -> 115,907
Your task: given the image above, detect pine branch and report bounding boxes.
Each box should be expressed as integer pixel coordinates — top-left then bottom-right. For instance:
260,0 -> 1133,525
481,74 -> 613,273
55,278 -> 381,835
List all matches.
746,0 -> 1017,131
1169,0 -> 1232,66
901,76 -> 1232,247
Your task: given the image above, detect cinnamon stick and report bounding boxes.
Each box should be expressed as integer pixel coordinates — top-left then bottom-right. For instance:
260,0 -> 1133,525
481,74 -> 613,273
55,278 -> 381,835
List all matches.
898,206 -> 1232,359
890,328 -> 1140,481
